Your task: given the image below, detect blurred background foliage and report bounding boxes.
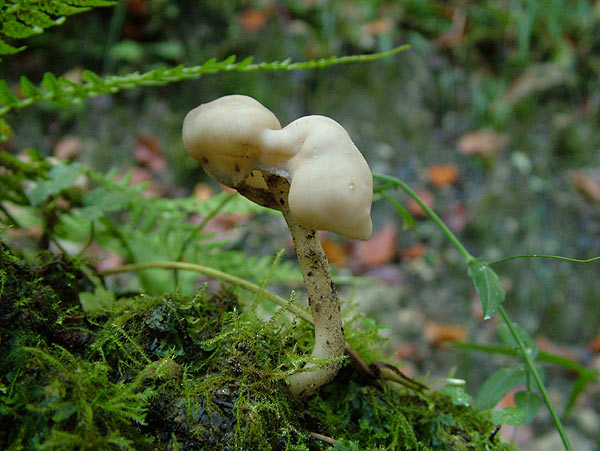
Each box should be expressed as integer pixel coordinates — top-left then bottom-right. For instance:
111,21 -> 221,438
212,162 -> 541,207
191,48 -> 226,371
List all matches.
1,0 -> 599,446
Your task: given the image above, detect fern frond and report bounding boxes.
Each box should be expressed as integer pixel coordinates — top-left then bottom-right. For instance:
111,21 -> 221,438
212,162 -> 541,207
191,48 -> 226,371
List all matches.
0,45 -> 410,115
0,0 -> 115,56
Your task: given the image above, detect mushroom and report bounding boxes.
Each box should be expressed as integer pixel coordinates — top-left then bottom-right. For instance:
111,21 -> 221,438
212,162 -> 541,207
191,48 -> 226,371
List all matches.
182,95 -> 373,397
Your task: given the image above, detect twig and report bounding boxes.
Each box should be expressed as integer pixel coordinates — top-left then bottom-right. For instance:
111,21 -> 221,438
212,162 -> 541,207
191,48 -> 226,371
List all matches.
309,431 -> 336,445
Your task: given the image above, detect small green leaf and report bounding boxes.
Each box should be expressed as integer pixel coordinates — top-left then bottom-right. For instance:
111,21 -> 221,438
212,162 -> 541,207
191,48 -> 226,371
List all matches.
514,390 -> 542,425
82,70 -> 104,85
81,187 -> 133,219
41,72 -> 60,91
497,323 -> 538,360
475,366 -> 526,411
30,163 -> 81,206
20,76 -> 41,98
0,118 -> 13,141
79,283 -> 116,313
0,38 -> 24,55
0,79 -> 18,105
468,261 -> 505,319
491,407 -> 526,426
439,385 -> 472,407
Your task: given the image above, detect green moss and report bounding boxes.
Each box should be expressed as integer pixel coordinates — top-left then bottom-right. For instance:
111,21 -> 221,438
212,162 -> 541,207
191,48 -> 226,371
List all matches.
0,244 -> 514,450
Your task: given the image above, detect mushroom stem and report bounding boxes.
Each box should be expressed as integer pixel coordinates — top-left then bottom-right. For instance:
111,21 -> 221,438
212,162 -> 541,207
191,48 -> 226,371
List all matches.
267,175 -> 345,398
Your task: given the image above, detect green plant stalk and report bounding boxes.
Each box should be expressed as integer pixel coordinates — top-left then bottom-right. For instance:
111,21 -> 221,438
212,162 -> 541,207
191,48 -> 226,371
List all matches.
373,173 -> 474,263
375,172 -> 573,449
488,254 -> 600,265
498,306 -> 572,451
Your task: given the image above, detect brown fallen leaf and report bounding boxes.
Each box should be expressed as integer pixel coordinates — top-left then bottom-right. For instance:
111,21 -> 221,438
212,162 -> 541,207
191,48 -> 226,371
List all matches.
352,223 -> 397,269
320,234 -> 348,268
53,136 -> 82,161
240,9 -> 269,32
406,189 -> 434,218
443,201 -> 467,232
193,183 -> 214,201
535,336 -> 581,363
400,242 -> 426,260
590,329 -> 600,354
123,167 -> 167,197
571,171 -> 600,202
428,164 -> 459,187
363,17 -> 394,36
393,343 -> 419,360
458,129 -> 508,157
207,213 -> 252,232
134,133 -> 165,173
424,322 -> 467,347
83,242 -> 124,272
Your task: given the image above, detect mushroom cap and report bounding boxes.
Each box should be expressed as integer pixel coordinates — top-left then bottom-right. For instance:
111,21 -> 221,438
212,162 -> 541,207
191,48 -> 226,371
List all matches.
183,96 -> 373,241
182,95 -> 281,187
262,116 -> 373,240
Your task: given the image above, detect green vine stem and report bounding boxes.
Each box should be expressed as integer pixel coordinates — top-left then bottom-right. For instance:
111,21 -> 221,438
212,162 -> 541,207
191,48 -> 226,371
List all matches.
101,260 -> 312,324
374,172 -> 574,450
497,307 -> 572,450
373,173 -> 474,264
488,254 -> 600,265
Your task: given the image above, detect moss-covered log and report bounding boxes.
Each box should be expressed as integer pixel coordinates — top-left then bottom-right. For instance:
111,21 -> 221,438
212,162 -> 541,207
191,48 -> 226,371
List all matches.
0,243 -> 514,450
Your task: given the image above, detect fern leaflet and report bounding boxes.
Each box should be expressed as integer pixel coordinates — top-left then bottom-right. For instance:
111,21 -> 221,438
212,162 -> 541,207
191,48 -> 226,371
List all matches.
0,0 -> 115,56
0,45 -> 410,115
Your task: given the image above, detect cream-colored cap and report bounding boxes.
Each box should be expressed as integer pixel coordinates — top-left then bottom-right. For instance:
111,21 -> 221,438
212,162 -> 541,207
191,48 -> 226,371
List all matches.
183,95 -> 373,240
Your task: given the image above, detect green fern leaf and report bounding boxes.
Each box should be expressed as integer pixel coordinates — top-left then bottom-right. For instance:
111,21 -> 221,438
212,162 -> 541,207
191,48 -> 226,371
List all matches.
15,9 -> 61,28
2,19 -> 42,39
81,69 -> 104,85
41,72 -> 60,91
20,76 -> 41,98
0,79 -> 18,106
0,0 -> 115,57
0,37 -> 23,55
0,45 -> 410,116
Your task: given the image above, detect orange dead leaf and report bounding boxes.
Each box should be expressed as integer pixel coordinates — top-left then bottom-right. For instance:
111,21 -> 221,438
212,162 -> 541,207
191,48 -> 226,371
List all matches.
363,17 -> 394,36
193,183 -> 214,201
424,322 -> 467,347
321,237 -> 348,268
240,9 -> 269,32
393,343 -> 418,360
128,0 -> 149,17
400,243 -> 426,260
352,224 -> 397,269
458,129 -> 508,157
590,330 -> 600,353
428,164 -> 459,187
211,213 -> 252,230
535,336 -> 580,362
406,189 -> 434,218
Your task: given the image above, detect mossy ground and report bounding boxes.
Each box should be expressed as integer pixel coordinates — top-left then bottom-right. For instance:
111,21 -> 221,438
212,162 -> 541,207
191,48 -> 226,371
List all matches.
0,243 -> 514,450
